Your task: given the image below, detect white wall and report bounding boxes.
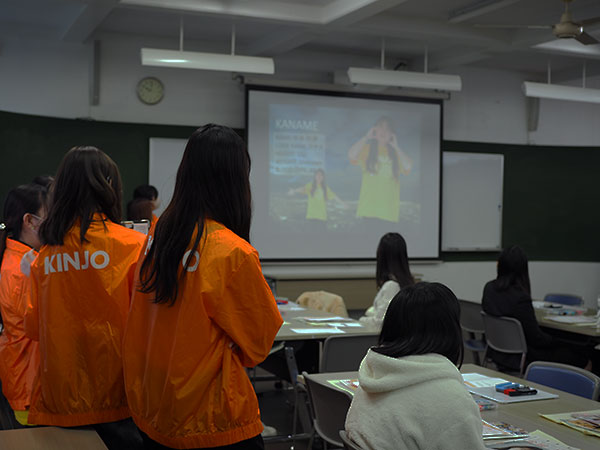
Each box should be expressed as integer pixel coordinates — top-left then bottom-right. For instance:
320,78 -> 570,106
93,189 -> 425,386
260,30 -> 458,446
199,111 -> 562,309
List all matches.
263,261 -> 600,309
3,34 -> 600,145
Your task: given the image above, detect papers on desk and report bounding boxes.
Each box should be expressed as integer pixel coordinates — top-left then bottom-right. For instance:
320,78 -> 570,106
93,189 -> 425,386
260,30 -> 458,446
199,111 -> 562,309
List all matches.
486,430 -> 580,450
482,420 -> 528,440
328,379 -> 359,396
290,328 -> 344,335
297,317 -> 363,328
546,315 -> 598,326
541,409 -> 600,438
463,373 -> 558,403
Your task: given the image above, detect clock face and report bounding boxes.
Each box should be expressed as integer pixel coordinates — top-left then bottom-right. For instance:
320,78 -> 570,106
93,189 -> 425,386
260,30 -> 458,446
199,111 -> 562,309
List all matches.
136,77 -> 164,105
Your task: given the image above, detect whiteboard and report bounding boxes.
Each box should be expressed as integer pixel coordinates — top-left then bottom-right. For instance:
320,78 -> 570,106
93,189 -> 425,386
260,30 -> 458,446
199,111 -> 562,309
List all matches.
442,152 -> 503,251
149,138 -> 186,217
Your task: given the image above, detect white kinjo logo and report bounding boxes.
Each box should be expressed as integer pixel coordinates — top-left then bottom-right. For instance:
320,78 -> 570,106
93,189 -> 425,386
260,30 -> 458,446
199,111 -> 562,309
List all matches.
182,250 -> 200,272
44,250 -> 110,275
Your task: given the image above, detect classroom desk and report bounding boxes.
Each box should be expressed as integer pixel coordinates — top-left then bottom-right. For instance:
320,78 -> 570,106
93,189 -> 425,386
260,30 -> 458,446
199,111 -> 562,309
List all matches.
275,303 -> 378,341
308,364 -> 600,450
534,309 -> 600,338
0,426 -> 107,450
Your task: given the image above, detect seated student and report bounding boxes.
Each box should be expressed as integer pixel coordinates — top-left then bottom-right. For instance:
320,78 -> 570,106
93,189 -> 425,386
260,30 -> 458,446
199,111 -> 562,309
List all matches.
24,146 -> 145,449
129,184 -> 160,228
122,124 -> 282,449
359,232 -> 414,328
482,245 -> 592,372
0,183 -> 46,426
127,197 -> 154,223
346,282 -> 486,450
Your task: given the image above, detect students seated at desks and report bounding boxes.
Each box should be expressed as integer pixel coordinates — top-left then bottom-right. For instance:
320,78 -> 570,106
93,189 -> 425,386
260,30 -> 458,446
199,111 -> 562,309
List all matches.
0,183 -> 46,426
346,282 -> 486,450
359,232 -> 415,328
23,147 -> 145,448
128,184 -> 160,228
482,245 -> 595,374
122,124 -> 282,450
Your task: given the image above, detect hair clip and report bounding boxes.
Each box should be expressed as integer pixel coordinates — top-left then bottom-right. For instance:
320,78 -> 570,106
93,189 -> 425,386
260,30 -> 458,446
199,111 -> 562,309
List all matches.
0,223 -> 5,230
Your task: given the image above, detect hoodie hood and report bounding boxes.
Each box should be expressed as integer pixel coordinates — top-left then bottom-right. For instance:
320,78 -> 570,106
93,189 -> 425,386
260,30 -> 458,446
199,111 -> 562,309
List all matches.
358,350 -> 463,394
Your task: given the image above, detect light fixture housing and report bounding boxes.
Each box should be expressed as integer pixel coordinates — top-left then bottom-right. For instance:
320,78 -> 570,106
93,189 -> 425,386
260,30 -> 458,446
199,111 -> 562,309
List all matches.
347,67 -> 462,92
141,48 -> 275,74
523,81 -> 600,104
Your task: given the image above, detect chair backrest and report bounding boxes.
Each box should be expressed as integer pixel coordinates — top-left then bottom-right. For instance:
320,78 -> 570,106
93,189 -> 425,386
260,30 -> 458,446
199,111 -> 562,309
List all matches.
303,372 -> 352,448
320,334 -> 379,373
339,430 -> 364,450
543,293 -> 583,307
296,290 -> 349,317
458,300 -> 484,334
480,312 -> 527,355
525,361 -> 600,401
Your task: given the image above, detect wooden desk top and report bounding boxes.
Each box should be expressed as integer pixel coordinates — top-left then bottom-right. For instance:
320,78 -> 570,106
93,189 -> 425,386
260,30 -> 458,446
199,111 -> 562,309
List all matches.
0,427 -> 107,450
275,303 -> 378,341
534,309 -> 600,338
310,365 -> 600,450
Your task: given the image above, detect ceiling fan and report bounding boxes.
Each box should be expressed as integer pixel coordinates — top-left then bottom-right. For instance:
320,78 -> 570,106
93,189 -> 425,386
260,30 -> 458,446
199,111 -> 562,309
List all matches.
476,0 -> 600,45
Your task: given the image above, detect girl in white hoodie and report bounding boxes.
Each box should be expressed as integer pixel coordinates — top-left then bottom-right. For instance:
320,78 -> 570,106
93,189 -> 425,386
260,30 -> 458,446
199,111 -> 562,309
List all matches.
359,233 -> 414,329
346,282 -> 486,450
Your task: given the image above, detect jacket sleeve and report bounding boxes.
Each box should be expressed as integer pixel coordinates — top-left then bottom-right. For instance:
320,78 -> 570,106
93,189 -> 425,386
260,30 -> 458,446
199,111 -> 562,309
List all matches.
23,260 -> 40,342
210,252 -> 283,367
514,294 -> 553,348
359,281 -> 399,329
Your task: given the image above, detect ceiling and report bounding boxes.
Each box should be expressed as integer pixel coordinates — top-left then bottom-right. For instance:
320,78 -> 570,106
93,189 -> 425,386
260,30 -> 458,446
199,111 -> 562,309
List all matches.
3,0 -> 600,81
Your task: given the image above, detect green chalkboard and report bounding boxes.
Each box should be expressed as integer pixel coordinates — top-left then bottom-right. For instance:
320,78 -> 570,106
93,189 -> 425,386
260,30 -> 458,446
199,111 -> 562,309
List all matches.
0,111 -> 197,214
1,111 -> 599,261
443,141 -> 600,262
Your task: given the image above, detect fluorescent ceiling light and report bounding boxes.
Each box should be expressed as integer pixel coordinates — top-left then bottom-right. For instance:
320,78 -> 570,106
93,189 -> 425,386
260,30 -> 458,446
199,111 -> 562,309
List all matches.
141,48 -> 275,74
347,67 -> 462,91
523,81 -> 600,104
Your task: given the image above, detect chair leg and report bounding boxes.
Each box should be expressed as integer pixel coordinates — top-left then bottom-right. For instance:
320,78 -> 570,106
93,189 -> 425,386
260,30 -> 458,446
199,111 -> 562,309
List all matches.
472,351 -> 481,366
519,353 -> 526,378
482,349 -> 488,368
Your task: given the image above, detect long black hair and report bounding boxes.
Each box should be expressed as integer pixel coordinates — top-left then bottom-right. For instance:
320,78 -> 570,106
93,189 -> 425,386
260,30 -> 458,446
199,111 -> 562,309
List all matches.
375,232 -> 414,289
365,117 -> 399,180
496,245 -> 531,295
0,183 -> 47,266
374,282 -> 464,367
139,124 -> 252,305
310,169 -> 328,200
40,146 -> 123,245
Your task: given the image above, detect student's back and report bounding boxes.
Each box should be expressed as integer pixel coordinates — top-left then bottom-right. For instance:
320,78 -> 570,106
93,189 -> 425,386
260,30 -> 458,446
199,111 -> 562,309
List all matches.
24,147 -> 145,431
345,282 -> 485,450
346,351 -> 483,450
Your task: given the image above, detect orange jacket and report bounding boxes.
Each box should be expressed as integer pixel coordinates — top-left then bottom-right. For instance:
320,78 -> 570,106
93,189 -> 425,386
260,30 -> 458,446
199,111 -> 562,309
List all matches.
123,220 -> 282,449
24,214 -> 145,426
0,239 -> 40,410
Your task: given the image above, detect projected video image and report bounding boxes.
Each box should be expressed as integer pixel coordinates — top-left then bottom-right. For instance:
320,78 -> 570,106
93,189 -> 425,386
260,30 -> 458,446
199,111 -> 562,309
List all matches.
269,104 -> 422,232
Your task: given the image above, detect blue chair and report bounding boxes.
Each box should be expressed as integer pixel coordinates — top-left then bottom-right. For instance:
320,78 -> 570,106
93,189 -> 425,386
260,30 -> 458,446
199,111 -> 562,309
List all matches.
525,361 -> 600,400
543,293 -> 583,307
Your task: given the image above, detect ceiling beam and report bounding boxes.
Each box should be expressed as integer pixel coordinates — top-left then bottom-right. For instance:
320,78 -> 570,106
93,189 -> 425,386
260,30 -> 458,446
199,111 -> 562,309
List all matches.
62,0 -> 119,42
447,0 -> 522,24
241,0 -> 408,56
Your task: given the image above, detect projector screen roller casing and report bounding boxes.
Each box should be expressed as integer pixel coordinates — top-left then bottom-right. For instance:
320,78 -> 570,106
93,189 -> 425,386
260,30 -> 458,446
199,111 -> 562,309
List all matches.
246,86 -> 442,260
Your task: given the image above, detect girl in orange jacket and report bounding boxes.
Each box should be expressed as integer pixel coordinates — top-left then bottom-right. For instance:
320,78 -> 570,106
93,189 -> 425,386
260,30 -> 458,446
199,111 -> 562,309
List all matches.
122,124 -> 283,449
24,147 -> 145,448
0,183 -> 47,426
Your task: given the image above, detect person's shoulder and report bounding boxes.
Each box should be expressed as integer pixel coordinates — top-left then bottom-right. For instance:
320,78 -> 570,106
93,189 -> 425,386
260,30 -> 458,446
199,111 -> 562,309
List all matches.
105,221 -> 146,247
205,221 -> 257,261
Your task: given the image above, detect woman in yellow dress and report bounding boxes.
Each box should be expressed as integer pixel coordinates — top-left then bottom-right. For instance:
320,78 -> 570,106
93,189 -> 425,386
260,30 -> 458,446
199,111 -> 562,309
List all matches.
288,169 -> 346,226
348,117 -> 413,223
